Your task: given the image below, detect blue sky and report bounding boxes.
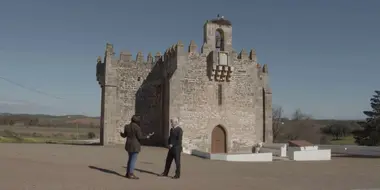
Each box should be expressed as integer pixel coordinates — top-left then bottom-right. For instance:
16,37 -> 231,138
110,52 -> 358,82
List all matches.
0,0 -> 379,119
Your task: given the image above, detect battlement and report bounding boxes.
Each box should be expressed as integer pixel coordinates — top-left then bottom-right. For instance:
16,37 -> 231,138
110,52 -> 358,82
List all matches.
159,40 -> 269,76
102,42 -> 162,65
163,41 -> 185,61
235,48 -> 268,73
118,51 -> 162,65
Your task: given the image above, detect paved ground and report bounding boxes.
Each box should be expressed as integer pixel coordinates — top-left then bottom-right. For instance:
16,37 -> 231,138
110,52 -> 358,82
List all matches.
0,143 -> 380,190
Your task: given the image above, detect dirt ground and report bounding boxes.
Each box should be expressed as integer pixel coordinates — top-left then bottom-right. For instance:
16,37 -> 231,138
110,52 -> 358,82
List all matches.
0,143 -> 380,190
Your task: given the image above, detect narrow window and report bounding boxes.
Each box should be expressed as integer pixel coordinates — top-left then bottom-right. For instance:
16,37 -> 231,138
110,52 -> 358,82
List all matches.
218,84 -> 223,105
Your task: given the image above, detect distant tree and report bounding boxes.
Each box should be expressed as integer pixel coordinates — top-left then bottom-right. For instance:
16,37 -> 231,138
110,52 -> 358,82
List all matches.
28,118 -> 39,126
87,132 -> 96,139
352,90 -> 380,146
286,120 -> 320,143
319,135 -> 330,144
291,108 -> 312,121
272,106 -> 284,142
1,118 -> 10,125
321,123 -> 351,140
9,120 -> 14,126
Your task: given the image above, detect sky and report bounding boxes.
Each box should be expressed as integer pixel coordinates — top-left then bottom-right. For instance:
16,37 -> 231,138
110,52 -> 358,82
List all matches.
0,0 -> 379,119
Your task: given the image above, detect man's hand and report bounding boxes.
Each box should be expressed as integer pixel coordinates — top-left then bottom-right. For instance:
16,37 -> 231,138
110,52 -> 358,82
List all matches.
168,144 -> 173,148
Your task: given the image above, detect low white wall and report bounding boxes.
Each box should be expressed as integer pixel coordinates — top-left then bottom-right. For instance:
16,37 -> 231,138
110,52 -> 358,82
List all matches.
288,148 -> 331,161
318,145 -> 380,156
210,153 -> 273,162
261,143 -> 287,157
224,153 -> 273,162
301,146 -> 318,151
190,150 -> 272,162
182,148 -> 191,155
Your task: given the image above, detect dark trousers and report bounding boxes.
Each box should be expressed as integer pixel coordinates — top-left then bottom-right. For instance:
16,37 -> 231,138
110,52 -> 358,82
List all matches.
163,147 -> 181,176
127,152 -> 138,174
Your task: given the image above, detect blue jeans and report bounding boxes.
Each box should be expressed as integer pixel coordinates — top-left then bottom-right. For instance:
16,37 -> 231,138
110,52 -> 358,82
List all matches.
127,152 -> 138,174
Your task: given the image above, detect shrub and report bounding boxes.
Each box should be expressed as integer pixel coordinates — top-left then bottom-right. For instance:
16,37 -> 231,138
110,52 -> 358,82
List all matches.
87,132 -> 96,139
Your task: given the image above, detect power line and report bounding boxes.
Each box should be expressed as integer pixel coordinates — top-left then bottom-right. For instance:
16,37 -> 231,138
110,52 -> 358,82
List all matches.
0,76 -> 98,116
0,76 -> 64,100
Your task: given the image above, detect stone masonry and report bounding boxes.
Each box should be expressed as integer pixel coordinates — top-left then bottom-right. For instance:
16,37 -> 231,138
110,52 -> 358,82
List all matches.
96,16 -> 273,153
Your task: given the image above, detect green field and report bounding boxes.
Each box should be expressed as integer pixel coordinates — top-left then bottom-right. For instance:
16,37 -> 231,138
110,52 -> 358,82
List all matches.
329,135 -> 356,145
0,125 -> 100,144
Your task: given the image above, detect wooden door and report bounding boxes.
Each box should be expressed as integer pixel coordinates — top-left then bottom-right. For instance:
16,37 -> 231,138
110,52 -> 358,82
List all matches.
211,125 -> 227,153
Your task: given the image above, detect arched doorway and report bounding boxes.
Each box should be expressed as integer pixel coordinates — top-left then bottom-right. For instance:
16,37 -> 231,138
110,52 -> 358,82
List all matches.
211,125 -> 227,153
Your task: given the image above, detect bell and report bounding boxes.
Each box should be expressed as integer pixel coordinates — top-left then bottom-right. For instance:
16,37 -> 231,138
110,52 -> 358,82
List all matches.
216,39 -> 221,48
216,33 -> 221,47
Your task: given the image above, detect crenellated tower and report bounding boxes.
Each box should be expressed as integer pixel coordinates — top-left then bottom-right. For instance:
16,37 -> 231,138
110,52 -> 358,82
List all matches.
96,43 -> 164,145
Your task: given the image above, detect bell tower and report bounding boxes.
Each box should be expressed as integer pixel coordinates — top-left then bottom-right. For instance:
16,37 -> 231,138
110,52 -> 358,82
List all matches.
203,15 -> 233,53
204,15 -> 234,82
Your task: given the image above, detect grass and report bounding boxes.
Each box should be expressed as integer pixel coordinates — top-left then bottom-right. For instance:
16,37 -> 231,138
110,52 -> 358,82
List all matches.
0,125 -> 100,144
329,135 -> 356,145
0,136 -> 74,144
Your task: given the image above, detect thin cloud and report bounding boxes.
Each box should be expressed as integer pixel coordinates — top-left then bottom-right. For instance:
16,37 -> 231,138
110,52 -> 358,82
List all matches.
0,100 -> 27,105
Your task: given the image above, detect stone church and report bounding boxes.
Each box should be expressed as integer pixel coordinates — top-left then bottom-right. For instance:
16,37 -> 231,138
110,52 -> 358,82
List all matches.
96,16 -> 273,153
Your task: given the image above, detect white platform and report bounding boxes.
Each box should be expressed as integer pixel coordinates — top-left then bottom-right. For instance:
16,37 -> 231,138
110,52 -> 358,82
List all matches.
191,150 -> 273,162
287,146 -> 331,161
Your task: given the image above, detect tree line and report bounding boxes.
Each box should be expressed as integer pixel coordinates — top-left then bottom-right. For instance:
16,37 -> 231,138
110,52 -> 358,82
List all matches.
273,90 -> 380,146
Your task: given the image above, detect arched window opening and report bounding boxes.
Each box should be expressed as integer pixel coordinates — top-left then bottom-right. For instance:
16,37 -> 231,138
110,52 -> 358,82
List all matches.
215,29 -> 225,51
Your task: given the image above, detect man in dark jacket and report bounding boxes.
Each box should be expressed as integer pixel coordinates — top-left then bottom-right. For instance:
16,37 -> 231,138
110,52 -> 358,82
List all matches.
120,115 -> 154,179
159,117 -> 183,179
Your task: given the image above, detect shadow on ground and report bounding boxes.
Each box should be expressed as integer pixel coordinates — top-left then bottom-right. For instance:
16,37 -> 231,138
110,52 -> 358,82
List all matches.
88,165 -> 125,178
59,142 -> 102,146
121,166 -> 160,176
140,161 -> 154,165
333,154 -> 380,159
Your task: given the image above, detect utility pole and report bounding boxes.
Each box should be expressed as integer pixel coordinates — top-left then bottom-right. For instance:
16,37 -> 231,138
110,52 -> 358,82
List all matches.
76,123 -> 79,140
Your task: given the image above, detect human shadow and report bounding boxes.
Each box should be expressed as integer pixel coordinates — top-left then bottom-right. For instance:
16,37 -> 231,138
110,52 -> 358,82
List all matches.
136,168 -> 161,176
140,161 -> 154,165
122,166 -> 160,176
88,165 -> 125,178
